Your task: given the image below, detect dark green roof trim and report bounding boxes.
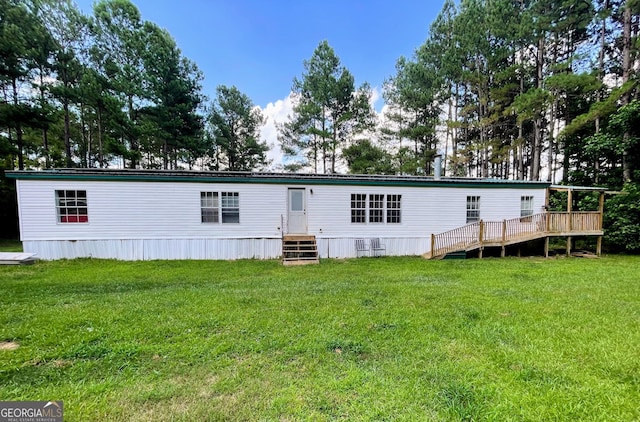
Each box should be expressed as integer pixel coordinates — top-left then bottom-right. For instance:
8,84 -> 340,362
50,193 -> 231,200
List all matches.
6,170 -> 552,189
549,184 -> 608,192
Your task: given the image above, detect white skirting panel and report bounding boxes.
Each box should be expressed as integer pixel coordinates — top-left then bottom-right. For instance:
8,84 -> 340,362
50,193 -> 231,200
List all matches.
23,236 -> 430,261
23,238 -> 283,261
316,237 -> 430,259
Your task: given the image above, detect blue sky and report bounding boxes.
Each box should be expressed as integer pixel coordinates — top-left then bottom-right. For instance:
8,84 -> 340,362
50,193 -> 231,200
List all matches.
75,0 -> 444,110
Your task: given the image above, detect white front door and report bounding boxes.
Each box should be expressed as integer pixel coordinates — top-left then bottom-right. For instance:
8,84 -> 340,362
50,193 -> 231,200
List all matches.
287,188 -> 307,234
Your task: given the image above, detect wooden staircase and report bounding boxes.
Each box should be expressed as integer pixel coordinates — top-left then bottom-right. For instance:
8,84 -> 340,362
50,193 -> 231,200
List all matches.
282,235 -> 319,265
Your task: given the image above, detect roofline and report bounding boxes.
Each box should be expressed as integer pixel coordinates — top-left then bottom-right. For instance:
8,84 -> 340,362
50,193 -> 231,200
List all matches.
549,184 -> 608,192
5,169 -> 553,189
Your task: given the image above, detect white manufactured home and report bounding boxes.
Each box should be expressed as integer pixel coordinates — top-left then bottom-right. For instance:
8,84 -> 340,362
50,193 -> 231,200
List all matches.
7,169 -> 557,261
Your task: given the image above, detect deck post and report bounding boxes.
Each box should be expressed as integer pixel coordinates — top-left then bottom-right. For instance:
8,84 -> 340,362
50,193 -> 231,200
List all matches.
566,236 -> 572,256
595,191 -> 605,257
545,187 -> 550,209
430,233 -> 435,257
499,219 -> 506,257
598,191 -> 605,231
545,212 -> 550,232
567,189 -> 573,232
544,236 -> 549,258
478,221 -> 484,259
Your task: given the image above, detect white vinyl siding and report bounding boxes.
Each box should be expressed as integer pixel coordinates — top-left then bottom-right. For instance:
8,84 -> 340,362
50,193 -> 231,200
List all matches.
17,180 -> 282,241
15,179 -> 547,259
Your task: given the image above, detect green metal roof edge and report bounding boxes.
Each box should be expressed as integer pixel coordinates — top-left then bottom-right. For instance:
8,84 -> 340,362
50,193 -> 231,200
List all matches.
5,171 -> 551,189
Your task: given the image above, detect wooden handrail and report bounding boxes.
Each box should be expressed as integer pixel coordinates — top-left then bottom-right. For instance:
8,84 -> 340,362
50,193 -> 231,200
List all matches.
547,212 -> 601,234
430,212 -> 602,258
431,221 -> 481,258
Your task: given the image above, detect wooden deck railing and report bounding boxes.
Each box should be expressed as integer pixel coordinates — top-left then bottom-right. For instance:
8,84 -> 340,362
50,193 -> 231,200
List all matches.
430,221 -> 481,258
430,212 -> 602,258
547,211 -> 602,233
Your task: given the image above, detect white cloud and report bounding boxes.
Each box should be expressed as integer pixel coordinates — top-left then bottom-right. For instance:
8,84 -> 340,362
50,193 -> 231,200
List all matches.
258,87 -> 390,172
377,103 -> 393,124
259,94 -> 294,170
369,86 -> 382,111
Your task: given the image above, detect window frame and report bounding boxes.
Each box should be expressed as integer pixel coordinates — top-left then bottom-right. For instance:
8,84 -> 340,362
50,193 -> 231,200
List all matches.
221,192 -> 240,223
350,193 -> 402,225
466,195 -> 480,224
201,191 -> 239,224
350,194 -> 366,223
55,190 -> 88,224
200,192 -> 219,223
520,195 -> 534,222
386,194 -> 402,223
369,194 -> 385,223
520,195 -> 534,216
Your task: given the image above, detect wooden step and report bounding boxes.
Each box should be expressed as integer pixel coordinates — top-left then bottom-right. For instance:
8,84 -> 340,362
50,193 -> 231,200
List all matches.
282,246 -> 317,252
443,250 -> 467,260
0,252 -> 37,265
282,235 -> 319,265
283,235 -> 316,242
282,257 -> 320,266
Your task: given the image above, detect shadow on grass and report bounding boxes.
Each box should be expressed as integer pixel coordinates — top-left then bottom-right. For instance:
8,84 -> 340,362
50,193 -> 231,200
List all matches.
0,239 -> 22,252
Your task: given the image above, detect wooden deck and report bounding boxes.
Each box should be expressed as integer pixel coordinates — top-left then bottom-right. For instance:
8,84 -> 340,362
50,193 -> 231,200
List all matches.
427,212 -> 603,259
0,252 -> 37,265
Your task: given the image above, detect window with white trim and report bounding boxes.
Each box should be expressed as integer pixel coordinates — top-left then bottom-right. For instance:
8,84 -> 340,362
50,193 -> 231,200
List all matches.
351,194 -> 366,223
466,196 -> 480,223
350,194 -> 401,224
201,191 -> 239,223
221,192 -> 240,223
387,195 -> 401,223
56,190 -> 88,223
201,192 -> 219,223
521,196 -> 534,217
369,194 -> 384,223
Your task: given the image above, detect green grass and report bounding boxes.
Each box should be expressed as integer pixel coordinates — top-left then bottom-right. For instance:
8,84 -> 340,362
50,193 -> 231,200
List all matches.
1,256 -> 639,421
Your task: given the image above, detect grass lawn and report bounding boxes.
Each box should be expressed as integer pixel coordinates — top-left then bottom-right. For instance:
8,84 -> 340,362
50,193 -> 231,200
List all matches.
0,256 -> 639,421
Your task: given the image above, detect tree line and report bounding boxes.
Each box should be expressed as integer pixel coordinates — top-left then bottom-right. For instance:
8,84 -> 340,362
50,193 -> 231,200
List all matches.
4,0 -> 639,183
0,0 -> 269,172
281,1 -> 640,189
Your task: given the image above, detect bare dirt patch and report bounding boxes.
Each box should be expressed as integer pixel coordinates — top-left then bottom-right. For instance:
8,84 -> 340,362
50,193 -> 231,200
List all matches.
52,359 -> 73,368
0,341 -> 20,351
